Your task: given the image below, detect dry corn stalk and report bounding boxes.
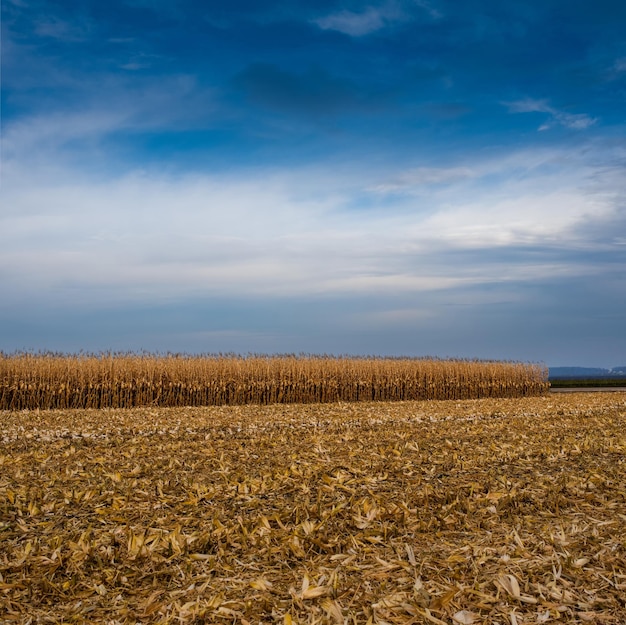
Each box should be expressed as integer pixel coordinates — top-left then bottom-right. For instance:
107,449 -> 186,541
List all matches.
0,352 -> 549,409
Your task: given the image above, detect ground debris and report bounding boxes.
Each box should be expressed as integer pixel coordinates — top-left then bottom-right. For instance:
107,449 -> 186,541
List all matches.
1,393 -> 625,623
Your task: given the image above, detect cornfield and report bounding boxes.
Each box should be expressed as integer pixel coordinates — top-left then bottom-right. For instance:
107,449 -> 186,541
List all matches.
0,353 -> 549,410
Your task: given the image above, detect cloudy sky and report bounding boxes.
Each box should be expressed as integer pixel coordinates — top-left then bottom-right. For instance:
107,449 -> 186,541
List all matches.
2,0 -> 625,366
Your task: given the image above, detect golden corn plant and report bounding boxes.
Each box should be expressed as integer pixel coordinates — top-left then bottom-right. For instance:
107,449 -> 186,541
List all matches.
0,353 -> 549,410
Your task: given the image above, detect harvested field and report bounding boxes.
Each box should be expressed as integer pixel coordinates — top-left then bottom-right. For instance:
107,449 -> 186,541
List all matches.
1,393 -> 625,624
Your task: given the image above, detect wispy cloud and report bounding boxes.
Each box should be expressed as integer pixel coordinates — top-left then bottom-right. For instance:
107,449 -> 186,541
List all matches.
505,98 -> 597,130
606,57 -> 626,80
312,2 -> 427,37
413,0 -> 443,20
118,52 -> 160,71
2,76 -> 215,167
33,16 -> 92,41
369,166 -> 475,193
612,57 -> 626,73
313,7 -> 393,37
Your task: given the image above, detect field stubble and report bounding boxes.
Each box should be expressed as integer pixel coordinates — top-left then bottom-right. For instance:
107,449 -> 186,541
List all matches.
1,393 -> 625,624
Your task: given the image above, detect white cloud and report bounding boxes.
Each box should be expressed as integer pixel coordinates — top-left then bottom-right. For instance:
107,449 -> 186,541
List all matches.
555,112 -> 597,130
2,76 -> 215,165
505,98 -> 552,114
313,0 -> 441,36
1,136 -> 622,312
3,109 -> 132,161
505,98 -> 597,130
413,0 -> 442,20
416,190 -> 609,247
314,8 -> 388,36
2,100 -> 623,315
369,166 -> 475,193
313,3 -> 410,36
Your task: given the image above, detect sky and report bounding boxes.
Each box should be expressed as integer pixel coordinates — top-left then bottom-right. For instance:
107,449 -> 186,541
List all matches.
1,0 -> 625,367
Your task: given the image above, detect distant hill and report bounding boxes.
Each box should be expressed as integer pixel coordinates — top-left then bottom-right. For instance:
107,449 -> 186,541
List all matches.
549,366 -> 626,379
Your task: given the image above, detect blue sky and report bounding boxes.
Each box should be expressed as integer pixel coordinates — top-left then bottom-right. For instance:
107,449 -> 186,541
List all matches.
2,0 -> 625,366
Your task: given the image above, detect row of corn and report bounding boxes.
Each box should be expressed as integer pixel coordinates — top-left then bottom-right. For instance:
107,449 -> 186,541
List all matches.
0,353 -> 549,410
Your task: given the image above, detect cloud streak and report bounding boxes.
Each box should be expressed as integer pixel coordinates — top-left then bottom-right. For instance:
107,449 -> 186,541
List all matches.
505,98 -> 597,130
369,166 -> 476,193
312,0 -> 442,37
312,3 -> 409,36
